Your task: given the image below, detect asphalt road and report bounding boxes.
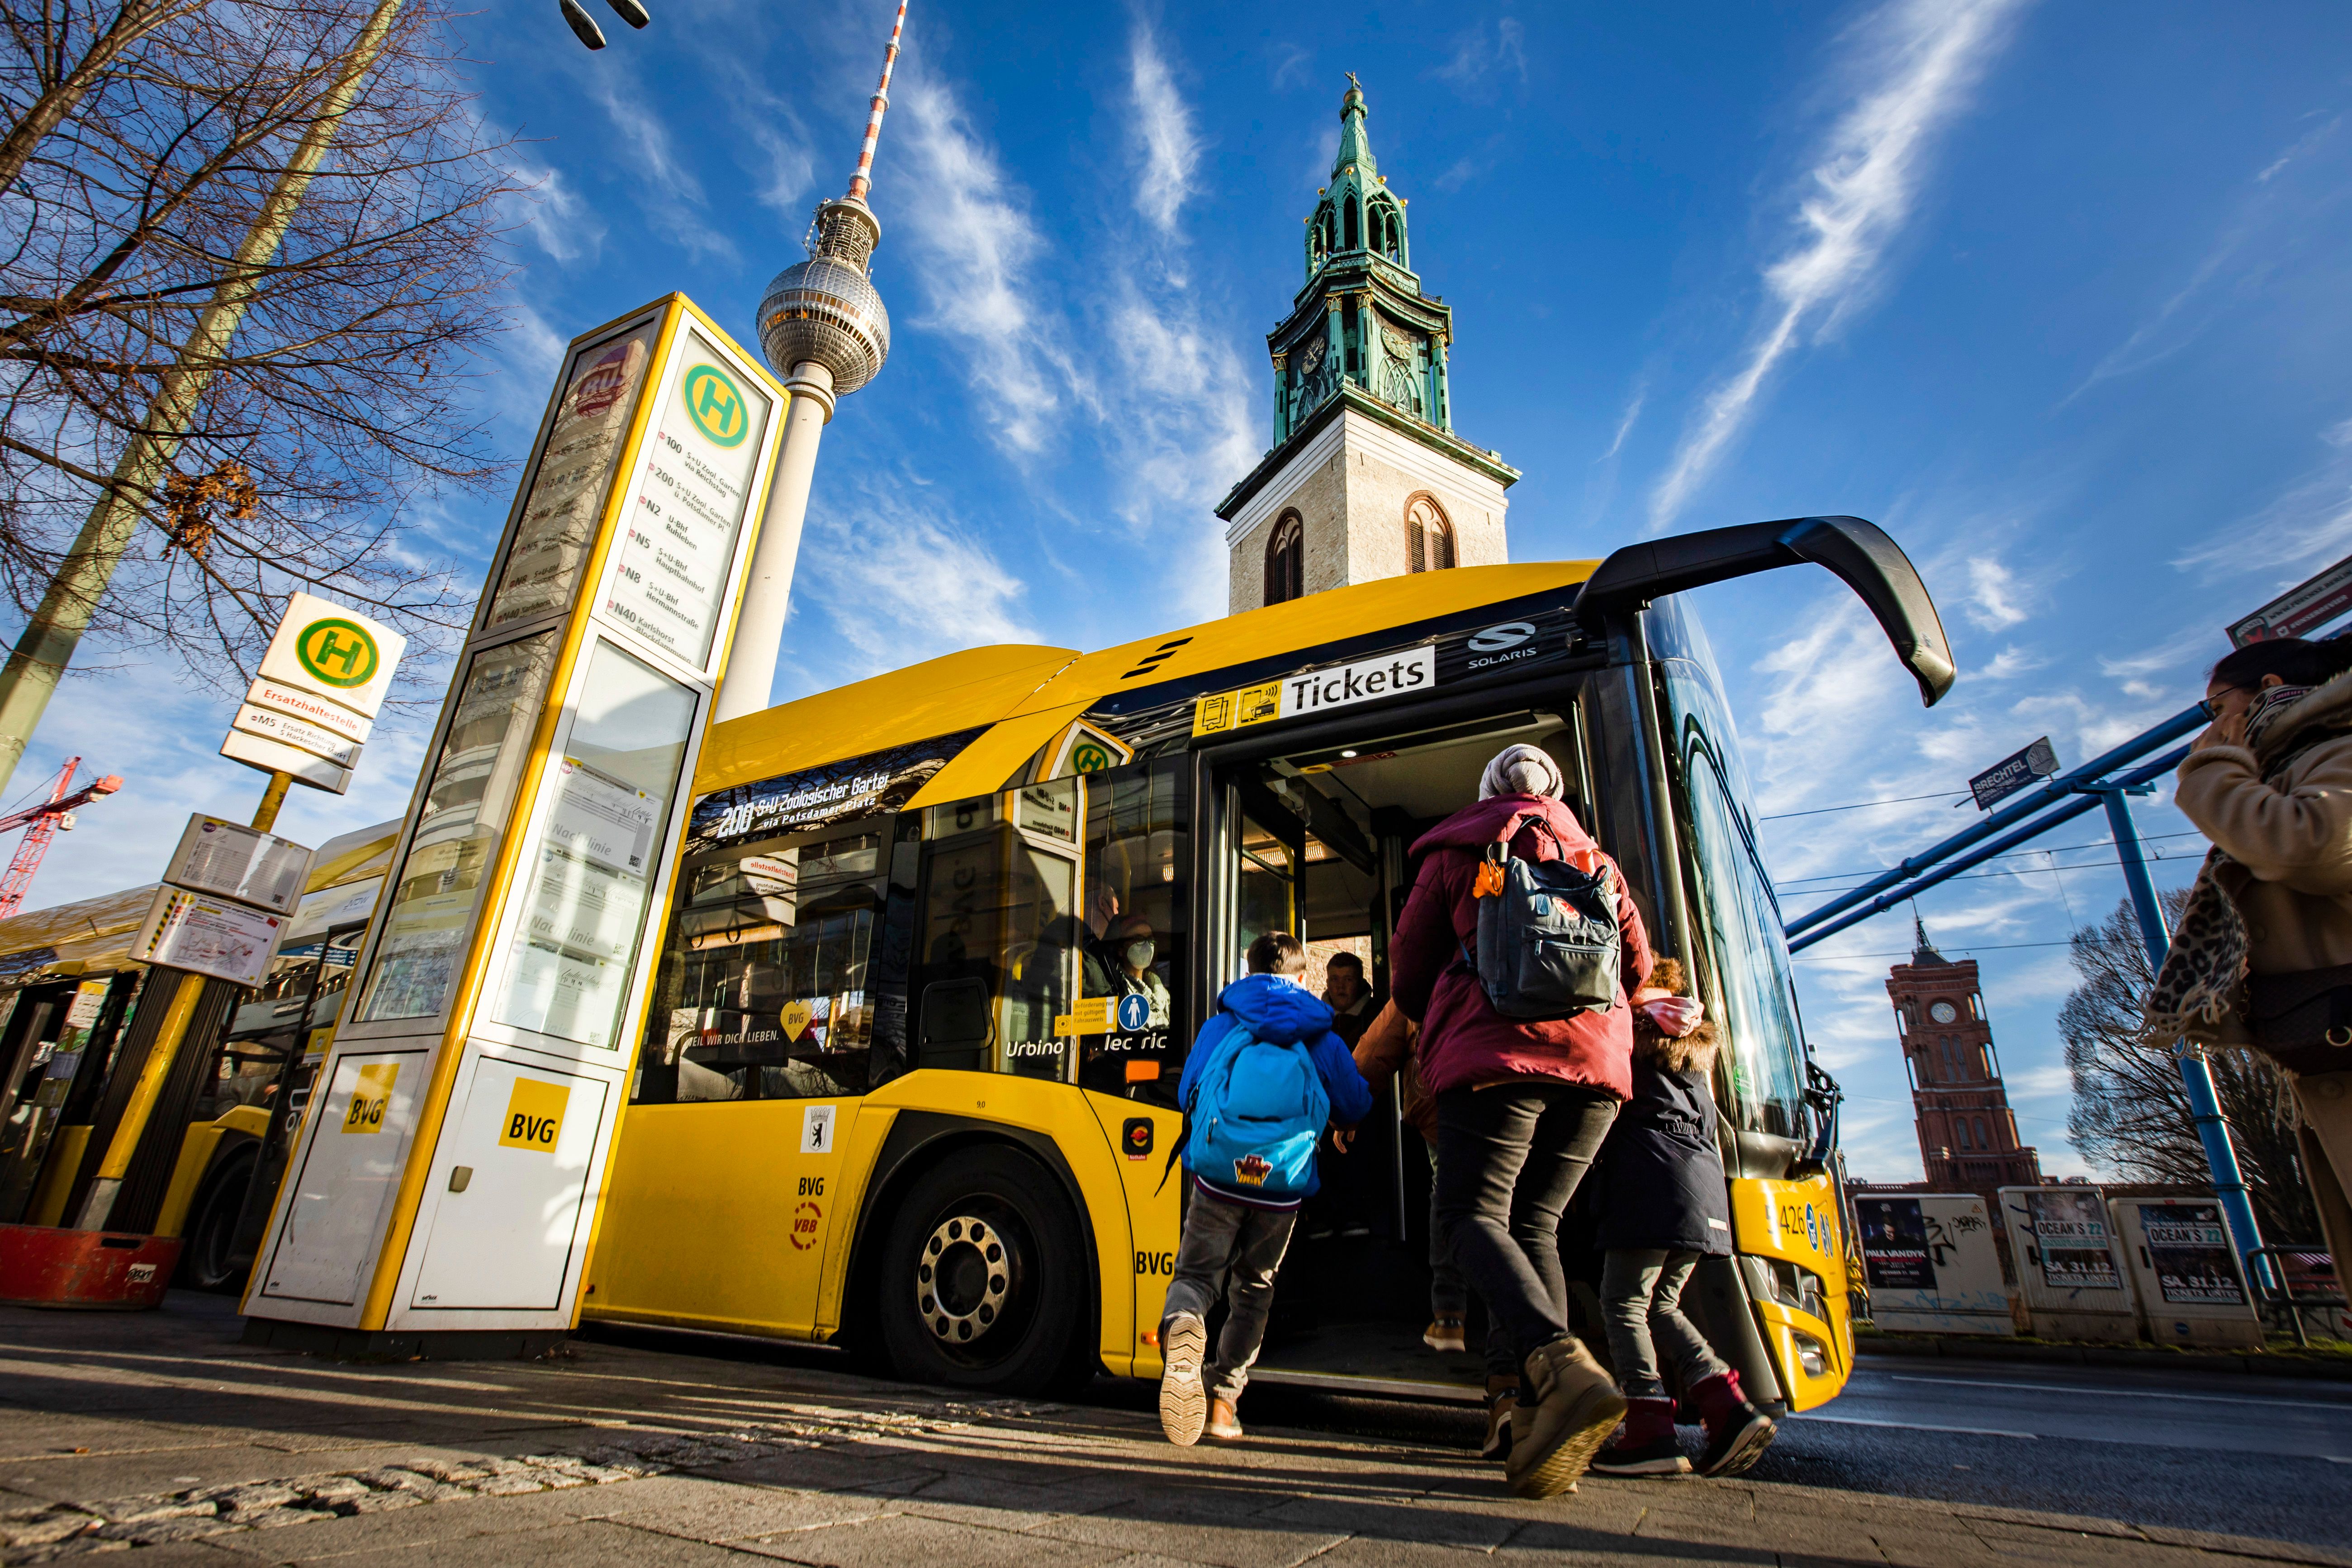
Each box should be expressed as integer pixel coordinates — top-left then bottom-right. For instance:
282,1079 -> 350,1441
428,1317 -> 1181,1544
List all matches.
1219,1354 -> 2352,1551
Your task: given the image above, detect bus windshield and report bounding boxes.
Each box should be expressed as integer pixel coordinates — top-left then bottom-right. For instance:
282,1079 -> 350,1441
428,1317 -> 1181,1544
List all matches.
1649,596 -> 1810,1145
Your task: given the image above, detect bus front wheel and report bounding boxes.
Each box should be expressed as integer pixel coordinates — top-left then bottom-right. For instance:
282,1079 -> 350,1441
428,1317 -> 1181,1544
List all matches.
877,1145 -> 1094,1395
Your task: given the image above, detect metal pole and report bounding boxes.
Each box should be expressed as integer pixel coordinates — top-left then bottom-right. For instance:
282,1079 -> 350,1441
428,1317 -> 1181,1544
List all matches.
0,0 -> 408,797
2095,786 -> 2272,1287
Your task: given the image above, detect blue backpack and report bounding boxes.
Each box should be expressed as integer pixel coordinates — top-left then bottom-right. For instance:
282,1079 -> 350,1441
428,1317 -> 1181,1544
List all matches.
1181,1022 -> 1331,1199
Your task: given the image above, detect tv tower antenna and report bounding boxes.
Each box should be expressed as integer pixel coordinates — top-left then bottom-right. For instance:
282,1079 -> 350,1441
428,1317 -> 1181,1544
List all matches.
718,0 -> 906,723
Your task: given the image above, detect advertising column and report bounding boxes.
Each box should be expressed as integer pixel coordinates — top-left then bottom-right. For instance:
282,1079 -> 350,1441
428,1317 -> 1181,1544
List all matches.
241,296 -> 784,1348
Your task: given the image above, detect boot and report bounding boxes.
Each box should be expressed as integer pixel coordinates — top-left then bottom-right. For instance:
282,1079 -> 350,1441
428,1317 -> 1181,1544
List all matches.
1158,1313 -> 1206,1446
1204,1396 -> 1244,1442
1692,1369 -> 1774,1476
1425,1315 -> 1468,1353
1480,1385 -> 1517,1461
1589,1396 -> 1688,1477
1505,1336 -> 1627,1500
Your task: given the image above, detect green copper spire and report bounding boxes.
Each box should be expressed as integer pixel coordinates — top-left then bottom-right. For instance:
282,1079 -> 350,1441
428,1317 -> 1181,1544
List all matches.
1335,71 -> 1376,179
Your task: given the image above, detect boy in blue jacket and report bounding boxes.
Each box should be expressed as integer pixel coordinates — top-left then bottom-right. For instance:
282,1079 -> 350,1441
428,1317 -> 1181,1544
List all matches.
1160,931 -> 1373,1447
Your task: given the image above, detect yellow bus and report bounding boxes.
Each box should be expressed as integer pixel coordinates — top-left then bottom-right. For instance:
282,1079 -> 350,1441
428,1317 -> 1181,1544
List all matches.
580,515 -> 1954,1413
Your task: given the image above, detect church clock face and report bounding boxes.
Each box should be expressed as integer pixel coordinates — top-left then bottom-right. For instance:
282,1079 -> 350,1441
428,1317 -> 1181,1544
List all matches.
1929,1000 -> 1958,1024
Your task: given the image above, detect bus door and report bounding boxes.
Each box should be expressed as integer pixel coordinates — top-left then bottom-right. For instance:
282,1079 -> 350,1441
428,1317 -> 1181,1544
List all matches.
1203,704 -> 1590,1386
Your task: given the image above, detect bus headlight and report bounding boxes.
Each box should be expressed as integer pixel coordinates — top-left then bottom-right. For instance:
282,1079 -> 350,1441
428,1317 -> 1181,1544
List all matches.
1791,1329 -> 1830,1379
1756,1256 -> 1829,1322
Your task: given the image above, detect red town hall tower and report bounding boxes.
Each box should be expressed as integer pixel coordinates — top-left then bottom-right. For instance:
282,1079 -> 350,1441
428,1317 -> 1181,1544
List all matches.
1886,919 -> 2041,1194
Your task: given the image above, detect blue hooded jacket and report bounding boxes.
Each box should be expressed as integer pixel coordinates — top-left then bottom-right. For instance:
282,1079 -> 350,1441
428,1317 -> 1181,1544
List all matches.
1176,973 -> 1374,1200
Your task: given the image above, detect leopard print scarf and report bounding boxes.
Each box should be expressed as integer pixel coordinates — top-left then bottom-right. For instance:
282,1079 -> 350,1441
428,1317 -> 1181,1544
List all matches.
2142,683 -> 2323,1045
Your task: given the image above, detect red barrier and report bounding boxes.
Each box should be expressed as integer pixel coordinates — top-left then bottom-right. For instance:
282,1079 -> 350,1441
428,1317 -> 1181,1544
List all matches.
0,1224 -> 181,1308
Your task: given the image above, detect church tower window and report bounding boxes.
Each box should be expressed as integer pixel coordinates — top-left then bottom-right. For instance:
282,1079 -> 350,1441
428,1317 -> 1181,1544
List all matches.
1343,196 -> 1360,251
1265,512 -> 1304,606
1405,493 -> 1454,572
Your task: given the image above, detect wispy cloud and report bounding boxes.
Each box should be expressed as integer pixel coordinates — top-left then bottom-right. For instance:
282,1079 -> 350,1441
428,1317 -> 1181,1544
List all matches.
1598,384 -> 1646,462
1649,0 -> 2026,528
1129,27 -> 1202,238
2174,444 -> 2352,577
1437,19 -> 1528,86
583,67 -> 740,265
2069,116 -> 2343,401
1964,555 -> 2030,629
893,63 -> 1074,455
797,483 -> 1040,681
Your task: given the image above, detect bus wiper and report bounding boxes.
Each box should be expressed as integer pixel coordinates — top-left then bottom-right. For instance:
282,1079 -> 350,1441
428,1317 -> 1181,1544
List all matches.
1572,515 -> 1956,707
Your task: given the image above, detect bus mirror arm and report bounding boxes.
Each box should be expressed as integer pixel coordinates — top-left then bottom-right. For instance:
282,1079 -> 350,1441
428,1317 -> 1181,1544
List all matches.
1789,1060 -> 1842,1180
1572,515 -> 1957,708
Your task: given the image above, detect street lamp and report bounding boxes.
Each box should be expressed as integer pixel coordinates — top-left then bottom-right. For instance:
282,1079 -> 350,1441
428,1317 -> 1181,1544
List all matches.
559,0 -> 650,51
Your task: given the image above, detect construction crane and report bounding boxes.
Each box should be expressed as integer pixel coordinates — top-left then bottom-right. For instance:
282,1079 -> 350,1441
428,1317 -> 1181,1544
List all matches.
0,758 -> 123,920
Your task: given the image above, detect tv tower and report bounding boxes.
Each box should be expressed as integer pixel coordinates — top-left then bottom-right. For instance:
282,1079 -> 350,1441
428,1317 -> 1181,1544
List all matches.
717,0 -> 905,722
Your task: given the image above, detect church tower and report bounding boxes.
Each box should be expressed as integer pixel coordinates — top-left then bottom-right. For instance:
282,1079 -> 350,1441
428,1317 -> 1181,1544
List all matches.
1216,79 -> 1518,615
1887,918 -> 2041,1197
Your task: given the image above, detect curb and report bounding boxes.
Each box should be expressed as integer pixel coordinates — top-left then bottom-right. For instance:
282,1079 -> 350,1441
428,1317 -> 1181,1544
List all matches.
1855,1333 -> 2352,1382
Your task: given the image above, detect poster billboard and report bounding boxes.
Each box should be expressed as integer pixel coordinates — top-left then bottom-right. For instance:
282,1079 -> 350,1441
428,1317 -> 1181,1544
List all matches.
2025,1188 -> 2123,1290
2138,1203 -> 2245,1306
1853,1193 -> 2013,1334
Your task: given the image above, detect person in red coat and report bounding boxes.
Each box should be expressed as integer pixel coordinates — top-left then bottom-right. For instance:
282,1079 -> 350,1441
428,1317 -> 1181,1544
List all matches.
1391,744 -> 1655,1499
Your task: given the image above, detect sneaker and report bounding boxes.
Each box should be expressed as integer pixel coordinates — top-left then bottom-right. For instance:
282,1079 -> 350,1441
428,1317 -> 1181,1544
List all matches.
1691,1369 -> 1775,1477
1158,1313 -> 1207,1446
1204,1396 -> 1244,1442
1589,1396 -> 1689,1477
1424,1316 -> 1467,1353
1505,1336 -> 1627,1500
1480,1387 -> 1517,1461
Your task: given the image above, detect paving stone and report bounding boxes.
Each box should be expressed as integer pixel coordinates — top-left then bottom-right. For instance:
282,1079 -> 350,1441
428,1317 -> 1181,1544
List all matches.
599,1479 -> 888,1542
734,1511 -> 1126,1568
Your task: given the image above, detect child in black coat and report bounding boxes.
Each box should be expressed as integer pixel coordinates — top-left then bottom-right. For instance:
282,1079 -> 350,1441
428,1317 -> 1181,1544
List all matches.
1589,959 -> 1776,1478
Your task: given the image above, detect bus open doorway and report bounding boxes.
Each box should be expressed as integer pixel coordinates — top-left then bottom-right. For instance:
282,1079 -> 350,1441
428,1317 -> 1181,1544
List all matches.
1203,694 -> 1786,1415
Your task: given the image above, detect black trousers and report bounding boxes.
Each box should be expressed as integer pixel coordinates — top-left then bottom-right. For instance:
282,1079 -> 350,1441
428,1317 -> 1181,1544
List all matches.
1432,1081 -> 1618,1378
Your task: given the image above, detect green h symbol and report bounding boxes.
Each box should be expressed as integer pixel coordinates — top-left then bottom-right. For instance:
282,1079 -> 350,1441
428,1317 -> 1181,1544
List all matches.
315,630 -> 363,676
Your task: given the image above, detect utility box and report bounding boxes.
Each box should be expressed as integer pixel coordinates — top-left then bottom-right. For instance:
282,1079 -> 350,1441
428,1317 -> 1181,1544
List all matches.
2108,1195 -> 2264,1350
1852,1193 -> 2015,1335
242,296 -> 785,1349
1998,1184 -> 2141,1343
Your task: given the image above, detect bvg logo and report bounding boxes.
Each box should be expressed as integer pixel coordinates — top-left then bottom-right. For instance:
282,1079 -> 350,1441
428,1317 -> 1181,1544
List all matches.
682,364 -> 749,447
297,618 -> 380,689
498,1076 -> 571,1153
341,1062 -> 398,1133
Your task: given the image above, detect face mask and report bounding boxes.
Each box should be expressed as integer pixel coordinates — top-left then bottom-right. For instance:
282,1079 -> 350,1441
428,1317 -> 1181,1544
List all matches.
1125,941 -> 1155,971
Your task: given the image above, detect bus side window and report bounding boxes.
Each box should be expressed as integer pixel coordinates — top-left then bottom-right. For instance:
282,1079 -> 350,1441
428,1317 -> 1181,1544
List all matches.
1076,757 -> 1190,1105
631,824 -> 887,1105
910,782 -> 1084,1083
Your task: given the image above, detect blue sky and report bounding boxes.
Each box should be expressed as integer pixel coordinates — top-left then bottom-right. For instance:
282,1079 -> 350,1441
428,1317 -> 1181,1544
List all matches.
16,0 -> 2352,1184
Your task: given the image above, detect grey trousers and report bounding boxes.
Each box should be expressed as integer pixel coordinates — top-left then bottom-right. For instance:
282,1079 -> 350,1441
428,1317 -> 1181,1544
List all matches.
1599,1247 -> 1730,1401
1161,1188 -> 1298,1402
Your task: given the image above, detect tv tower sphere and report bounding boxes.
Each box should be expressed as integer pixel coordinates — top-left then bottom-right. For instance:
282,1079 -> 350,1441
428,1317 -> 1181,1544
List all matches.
756,197 -> 891,395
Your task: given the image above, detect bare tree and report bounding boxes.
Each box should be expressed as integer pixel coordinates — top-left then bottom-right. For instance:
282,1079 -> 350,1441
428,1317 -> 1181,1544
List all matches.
0,0 -> 521,753
2062,892 -> 2320,1243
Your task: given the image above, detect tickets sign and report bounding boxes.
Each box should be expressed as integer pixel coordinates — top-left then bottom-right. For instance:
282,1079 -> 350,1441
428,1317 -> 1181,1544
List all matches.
1192,646 -> 1437,737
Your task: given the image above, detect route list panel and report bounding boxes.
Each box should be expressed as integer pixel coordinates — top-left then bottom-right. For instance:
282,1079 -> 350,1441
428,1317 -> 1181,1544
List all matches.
601,332 -> 772,668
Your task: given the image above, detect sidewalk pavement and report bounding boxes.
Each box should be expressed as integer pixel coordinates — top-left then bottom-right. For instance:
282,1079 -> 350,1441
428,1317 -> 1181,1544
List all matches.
0,1295 -> 2342,1568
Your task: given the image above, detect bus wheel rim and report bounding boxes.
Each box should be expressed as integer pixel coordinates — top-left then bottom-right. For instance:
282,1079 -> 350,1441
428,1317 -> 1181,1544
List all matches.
915,1213 -> 1011,1345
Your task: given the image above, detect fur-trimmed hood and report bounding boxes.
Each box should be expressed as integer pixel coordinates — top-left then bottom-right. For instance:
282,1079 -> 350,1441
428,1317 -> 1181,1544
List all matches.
2251,666 -> 2352,766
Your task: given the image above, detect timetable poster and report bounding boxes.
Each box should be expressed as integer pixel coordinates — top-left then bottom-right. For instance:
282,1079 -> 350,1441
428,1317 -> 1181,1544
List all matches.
2027,1189 -> 2123,1291
2139,1204 -> 2247,1305
495,758 -> 659,1050
602,333 -> 773,667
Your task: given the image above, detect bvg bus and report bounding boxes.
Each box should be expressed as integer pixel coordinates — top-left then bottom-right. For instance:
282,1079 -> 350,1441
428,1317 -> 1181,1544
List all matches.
579,515 -> 1954,1412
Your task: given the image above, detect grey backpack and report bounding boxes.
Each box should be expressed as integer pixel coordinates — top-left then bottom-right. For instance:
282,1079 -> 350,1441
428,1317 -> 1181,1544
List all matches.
1466,815 -> 1622,1021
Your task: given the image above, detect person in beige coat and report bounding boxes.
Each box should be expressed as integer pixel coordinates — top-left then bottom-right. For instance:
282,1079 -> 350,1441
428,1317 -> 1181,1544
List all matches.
2164,635 -> 2352,1301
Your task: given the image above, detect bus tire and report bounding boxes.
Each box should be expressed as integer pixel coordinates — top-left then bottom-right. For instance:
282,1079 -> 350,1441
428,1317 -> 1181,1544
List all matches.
177,1142 -> 256,1293
877,1144 -> 1094,1396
